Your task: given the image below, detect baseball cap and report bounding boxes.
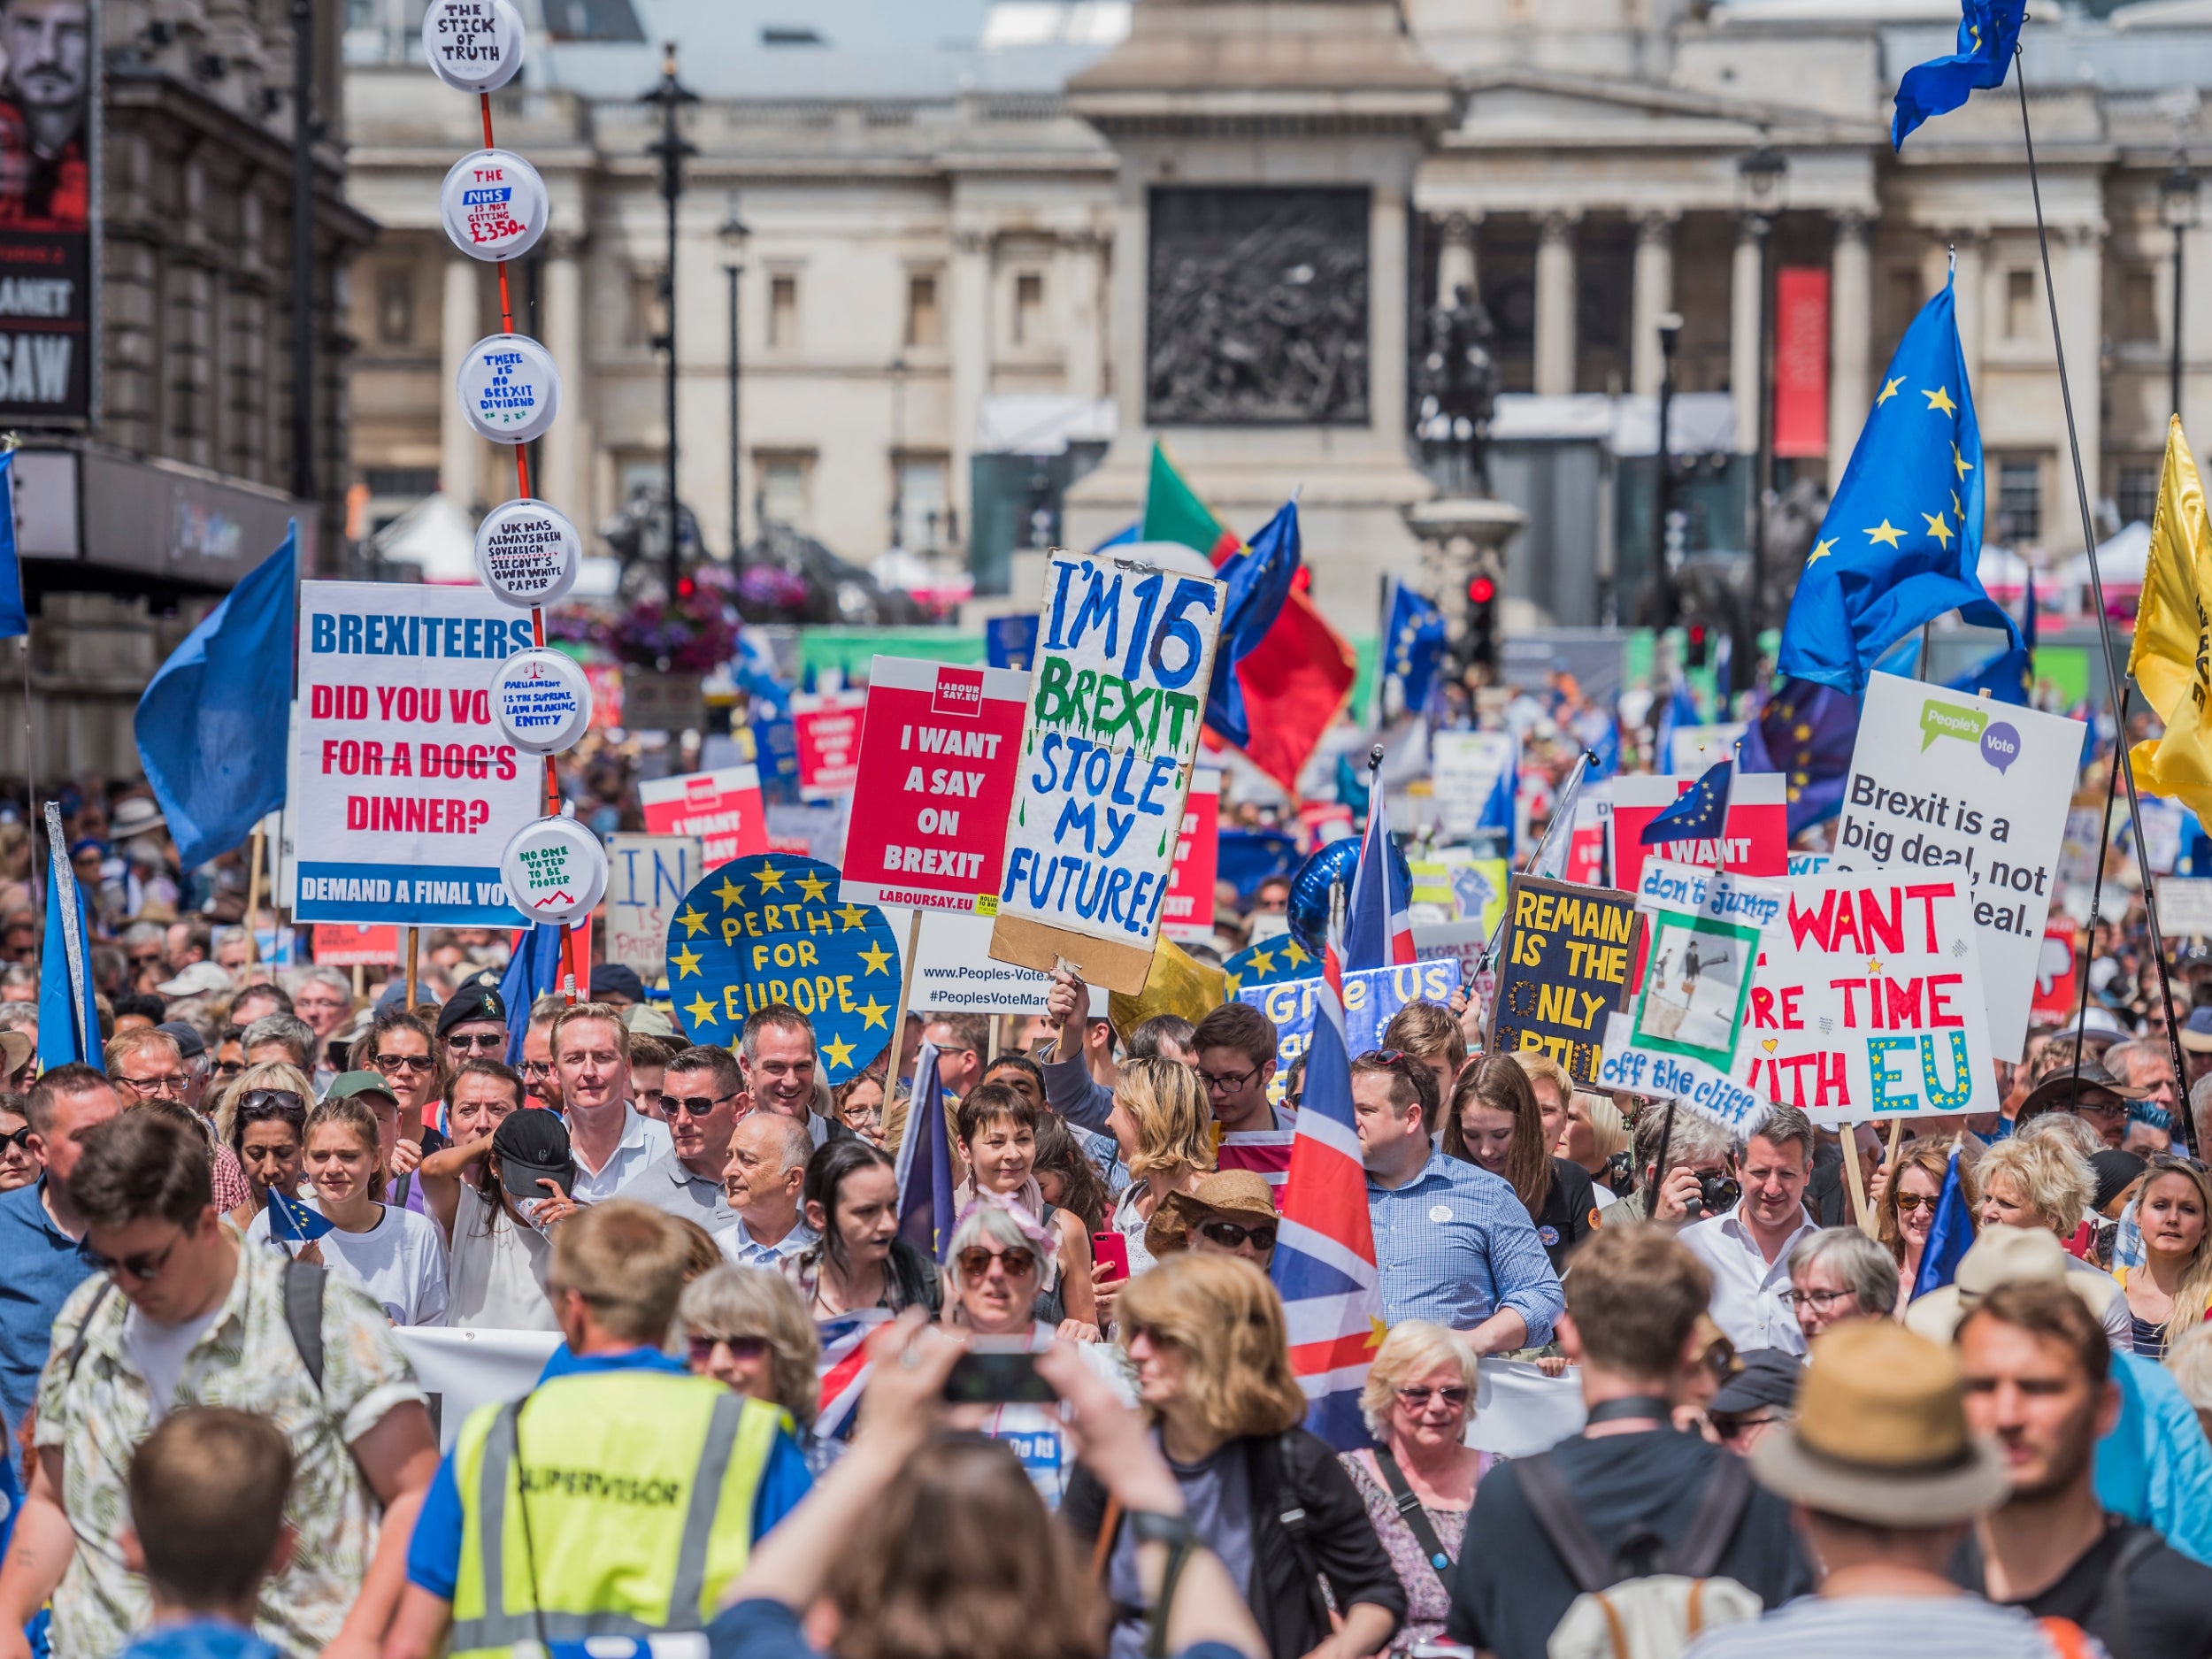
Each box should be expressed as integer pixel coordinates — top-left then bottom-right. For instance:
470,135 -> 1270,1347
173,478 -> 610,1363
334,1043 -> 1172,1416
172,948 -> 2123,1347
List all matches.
437,979 -> 508,1040
157,962 -> 233,998
2180,1007 -> 2212,1055
1708,1348 -> 1801,1418
493,1109 -> 574,1202
155,1020 -> 206,1062
326,1070 -> 400,1107
590,964 -> 647,1004
624,1003 -> 677,1038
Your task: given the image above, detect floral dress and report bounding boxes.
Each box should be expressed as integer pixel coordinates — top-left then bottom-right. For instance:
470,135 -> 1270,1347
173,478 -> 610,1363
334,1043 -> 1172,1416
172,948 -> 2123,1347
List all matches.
1339,1448 -> 1488,1655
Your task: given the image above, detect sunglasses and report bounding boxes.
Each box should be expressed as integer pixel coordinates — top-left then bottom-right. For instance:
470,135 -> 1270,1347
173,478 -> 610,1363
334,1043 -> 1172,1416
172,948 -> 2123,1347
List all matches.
236,1089 -> 305,1119
686,1333 -> 769,1367
211,1059 -> 245,1079
519,1060 -> 556,1079
374,1054 -> 436,1072
80,1229 -> 185,1282
954,1244 -> 1038,1280
1197,1218 -> 1277,1252
1894,1192 -> 1940,1216
0,1125 -> 29,1153
668,1092 -> 737,1118
1394,1384 -> 1471,1409
444,1032 -> 507,1053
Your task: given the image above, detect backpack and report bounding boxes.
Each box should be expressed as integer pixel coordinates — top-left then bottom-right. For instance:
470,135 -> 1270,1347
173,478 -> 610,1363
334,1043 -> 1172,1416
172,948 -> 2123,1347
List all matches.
64,1256 -> 326,1390
1516,1448 -> 1763,1659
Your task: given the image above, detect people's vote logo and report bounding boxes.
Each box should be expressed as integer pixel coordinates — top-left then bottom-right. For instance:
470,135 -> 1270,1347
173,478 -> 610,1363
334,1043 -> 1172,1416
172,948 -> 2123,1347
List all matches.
667,854 -> 902,1084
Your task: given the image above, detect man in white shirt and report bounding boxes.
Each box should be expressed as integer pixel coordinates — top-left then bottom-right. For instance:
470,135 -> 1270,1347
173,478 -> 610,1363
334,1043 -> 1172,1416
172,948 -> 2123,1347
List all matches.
717,1112 -> 817,1267
550,1002 -> 671,1202
1680,1105 -> 1819,1358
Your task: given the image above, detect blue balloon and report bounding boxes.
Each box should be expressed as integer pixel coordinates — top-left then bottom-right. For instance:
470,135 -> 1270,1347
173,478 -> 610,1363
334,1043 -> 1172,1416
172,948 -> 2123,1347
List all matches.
1286,832 -> 1412,956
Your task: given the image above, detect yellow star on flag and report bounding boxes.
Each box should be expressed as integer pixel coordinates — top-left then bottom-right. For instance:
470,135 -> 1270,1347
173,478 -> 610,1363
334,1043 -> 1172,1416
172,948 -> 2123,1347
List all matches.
1366,1315 -> 1389,1352
672,944 -> 704,979
1865,519 -> 1905,548
857,940 -> 894,976
857,995 -> 891,1030
1282,941 -> 1310,968
713,876 -> 746,909
1923,385 -> 1957,417
795,872 -> 830,903
1923,511 -> 1954,549
754,864 -> 785,895
1808,537 -> 1836,565
1952,489 -> 1964,519
1248,947 -> 1276,975
685,993 -> 719,1027
1953,442 -> 1973,481
822,1034 -> 856,1071
1877,376 -> 1904,406
836,903 -> 868,931
676,904 -> 709,939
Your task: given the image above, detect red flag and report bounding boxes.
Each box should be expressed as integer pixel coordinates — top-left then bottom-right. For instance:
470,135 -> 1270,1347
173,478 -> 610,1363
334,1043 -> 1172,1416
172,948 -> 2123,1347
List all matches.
1225,588 -> 1356,795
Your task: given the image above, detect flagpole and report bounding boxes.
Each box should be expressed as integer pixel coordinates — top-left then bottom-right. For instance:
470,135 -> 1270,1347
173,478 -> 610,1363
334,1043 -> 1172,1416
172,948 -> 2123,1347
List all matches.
1475,746 -> 1594,974
2016,49 -> 2191,1104
2068,738 -> 2124,1078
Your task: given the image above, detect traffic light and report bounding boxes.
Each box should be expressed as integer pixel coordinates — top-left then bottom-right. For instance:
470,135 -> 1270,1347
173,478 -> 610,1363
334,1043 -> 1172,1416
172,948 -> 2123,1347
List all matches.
1464,572 -> 1498,671
1686,622 -> 1709,668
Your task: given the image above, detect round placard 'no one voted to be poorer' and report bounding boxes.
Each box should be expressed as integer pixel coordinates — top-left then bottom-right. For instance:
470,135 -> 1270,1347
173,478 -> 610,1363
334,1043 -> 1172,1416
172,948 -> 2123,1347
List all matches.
666,854 -> 902,1086
501,815 -> 607,926
457,333 -> 560,446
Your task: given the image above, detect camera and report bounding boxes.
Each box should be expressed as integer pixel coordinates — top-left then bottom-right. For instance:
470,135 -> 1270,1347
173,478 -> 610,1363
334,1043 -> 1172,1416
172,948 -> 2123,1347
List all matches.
1682,1171 -> 1740,1220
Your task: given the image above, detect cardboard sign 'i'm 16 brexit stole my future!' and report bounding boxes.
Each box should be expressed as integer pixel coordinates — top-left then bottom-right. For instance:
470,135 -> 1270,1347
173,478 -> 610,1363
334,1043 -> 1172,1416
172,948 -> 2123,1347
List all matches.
990,550 -> 1225,995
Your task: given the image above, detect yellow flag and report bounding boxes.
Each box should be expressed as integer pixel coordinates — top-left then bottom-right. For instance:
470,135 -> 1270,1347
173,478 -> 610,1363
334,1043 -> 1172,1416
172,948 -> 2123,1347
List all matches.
1110,937 -> 1227,1041
2128,415 -> 2212,822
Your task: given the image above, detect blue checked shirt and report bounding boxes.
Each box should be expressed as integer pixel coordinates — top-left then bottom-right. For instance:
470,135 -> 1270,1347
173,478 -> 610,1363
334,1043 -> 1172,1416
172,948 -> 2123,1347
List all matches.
1367,1144 -> 1563,1342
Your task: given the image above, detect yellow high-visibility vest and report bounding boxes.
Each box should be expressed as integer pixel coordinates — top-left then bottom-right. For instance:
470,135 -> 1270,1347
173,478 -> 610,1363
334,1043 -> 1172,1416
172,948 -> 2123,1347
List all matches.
447,1369 -> 784,1659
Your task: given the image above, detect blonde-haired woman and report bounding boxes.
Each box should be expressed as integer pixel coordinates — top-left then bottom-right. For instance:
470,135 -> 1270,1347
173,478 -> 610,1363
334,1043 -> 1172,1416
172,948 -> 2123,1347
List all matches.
1977,1133 -> 2131,1348
2116,1156 -> 2212,1358
1102,1056 -> 1213,1282
1064,1254 -> 1405,1659
1509,1050 -> 1574,1153
1342,1322 -> 1487,1656
679,1263 -> 840,1471
1557,1089 -> 1630,1202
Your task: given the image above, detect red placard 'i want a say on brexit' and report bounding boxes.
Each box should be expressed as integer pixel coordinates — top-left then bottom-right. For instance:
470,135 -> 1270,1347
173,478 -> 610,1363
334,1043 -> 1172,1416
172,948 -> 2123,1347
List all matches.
838,657 -> 1030,913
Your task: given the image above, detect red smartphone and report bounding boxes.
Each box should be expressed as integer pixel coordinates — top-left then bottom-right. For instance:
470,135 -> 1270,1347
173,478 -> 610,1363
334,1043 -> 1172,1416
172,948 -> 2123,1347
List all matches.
1092,1232 -> 1131,1283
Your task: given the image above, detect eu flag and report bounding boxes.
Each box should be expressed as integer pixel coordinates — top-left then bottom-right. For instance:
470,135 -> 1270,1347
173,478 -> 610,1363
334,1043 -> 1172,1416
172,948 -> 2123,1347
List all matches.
1740,678 -> 1861,835
1640,758 -> 1732,847
1893,0 -> 2026,150
1205,499 -> 1302,749
894,1042 -> 956,1263
37,809 -> 100,1071
1777,277 -> 2019,696
498,922 -> 566,1065
1910,1150 -> 1975,1300
1947,583 -> 2036,708
0,451 -> 26,643
1384,580 -> 1446,715
134,525 -> 297,868
265,1188 -> 336,1244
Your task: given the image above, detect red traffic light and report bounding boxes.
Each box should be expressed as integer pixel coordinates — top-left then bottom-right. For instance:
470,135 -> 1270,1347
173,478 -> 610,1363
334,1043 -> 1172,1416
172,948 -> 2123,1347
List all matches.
1688,623 -> 1706,643
1467,575 -> 1496,605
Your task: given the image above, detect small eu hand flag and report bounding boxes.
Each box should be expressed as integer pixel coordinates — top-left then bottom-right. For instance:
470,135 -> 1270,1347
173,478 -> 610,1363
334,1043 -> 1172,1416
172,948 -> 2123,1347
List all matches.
1640,758 -> 1733,848
1893,0 -> 2026,149
265,1188 -> 335,1244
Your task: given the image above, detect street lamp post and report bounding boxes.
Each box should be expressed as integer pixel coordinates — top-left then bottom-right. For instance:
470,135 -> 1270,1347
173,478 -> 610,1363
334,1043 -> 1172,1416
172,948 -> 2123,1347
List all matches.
2163,155 -> 2199,421
719,207 -> 749,568
1739,142 -> 1787,636
642,43 -> 698,603
1653,310 -> 1684,626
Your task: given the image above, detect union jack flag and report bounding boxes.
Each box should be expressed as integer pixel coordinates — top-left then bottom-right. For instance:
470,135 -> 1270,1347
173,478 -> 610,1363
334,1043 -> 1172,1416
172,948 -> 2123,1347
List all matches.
813,1308 -> 893,1440
1344,779 -> 1414,972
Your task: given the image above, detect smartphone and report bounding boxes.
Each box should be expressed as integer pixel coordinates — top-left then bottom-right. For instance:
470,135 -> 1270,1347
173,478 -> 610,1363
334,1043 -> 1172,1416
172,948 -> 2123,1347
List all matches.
943,1336 -> 1056,1405
1093,1231 -> 1131,1283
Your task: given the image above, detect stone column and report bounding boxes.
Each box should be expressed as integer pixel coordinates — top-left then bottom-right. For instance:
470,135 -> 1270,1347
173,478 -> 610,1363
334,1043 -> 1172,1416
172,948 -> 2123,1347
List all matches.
1828,211 -> 1872,475
1731,217 -> 1764,455
440,257 -> 480,512
2062,224 -> 2103,516
949,225 -> 991,541
1436,211 -> 1478,306
1631,211 -> 1676,399
1062,229 -> 1105,402
1953,231 -> 1985,393
540,240 -> 588,533
1372,180 -> 1409,442
1533,211 -> 1578,396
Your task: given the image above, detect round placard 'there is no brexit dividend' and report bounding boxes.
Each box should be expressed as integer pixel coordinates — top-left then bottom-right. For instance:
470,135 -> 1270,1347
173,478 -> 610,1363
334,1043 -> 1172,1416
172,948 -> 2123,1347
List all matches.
457,333 -> 560,446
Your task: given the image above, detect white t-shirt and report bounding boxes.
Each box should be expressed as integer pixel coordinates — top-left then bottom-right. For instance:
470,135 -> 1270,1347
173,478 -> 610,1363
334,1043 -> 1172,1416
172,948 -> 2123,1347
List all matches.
124,1305 -> 222,1419
445,1180 -> 559,1332
975,1329 -> 1136,1507
247,1201 -> 451,1327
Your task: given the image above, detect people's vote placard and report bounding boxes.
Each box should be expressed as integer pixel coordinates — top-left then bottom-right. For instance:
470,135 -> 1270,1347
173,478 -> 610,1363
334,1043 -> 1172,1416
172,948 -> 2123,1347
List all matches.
990,550 -> 1224,993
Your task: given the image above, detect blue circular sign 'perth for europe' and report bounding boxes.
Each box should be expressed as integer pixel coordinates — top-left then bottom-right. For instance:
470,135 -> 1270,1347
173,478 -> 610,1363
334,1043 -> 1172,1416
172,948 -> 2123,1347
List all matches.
667,854 -> 902,1086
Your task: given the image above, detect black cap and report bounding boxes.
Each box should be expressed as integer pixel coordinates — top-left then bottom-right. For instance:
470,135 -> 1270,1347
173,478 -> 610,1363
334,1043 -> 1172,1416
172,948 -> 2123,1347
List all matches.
492,1108 -> 573,1202
155,1020 -> 206,1061
437,978 -> 508,1040
590,964 -> 646,1003
1708,1349 -> 1801,1417
2091,1148 -> 2148,1214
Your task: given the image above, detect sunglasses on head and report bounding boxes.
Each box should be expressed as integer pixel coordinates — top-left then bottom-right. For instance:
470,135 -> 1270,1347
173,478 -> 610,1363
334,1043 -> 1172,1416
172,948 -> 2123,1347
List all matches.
236,1089 -> 305,1119
954,1244 -> 1038,1280
686,1333 -> 769,1366
1197,1217 -> 1277,1252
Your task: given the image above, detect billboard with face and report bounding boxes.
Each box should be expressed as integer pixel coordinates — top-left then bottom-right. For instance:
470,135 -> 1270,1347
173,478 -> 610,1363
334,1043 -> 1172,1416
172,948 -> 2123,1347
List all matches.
0,0 -> 91,424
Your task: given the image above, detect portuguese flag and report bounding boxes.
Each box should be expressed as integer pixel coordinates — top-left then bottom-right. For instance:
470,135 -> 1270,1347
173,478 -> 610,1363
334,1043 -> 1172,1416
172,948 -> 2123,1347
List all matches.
1140,443 -> 1356,796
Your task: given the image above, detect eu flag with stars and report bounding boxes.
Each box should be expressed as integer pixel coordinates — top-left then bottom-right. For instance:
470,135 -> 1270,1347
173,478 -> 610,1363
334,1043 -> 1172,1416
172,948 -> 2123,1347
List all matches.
1739,678 -> 1862,835
1640,758 -> 1732,847
1777,276 -> 2019,696
1384,580 -> 1446,715
1893,0 -> 2026,150
1204,499 -> 1302,749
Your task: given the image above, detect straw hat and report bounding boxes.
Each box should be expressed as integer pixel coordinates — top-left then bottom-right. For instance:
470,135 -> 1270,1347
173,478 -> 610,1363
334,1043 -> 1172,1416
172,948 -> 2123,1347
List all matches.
1144,1169 -> 1279,1259
1749,1318 -> 2008,1525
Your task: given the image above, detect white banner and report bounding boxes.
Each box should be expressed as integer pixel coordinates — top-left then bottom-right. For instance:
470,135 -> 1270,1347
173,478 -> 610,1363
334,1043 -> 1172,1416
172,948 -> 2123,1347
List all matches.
395,1326 -> 561,1449
881,908 -> 1107,1018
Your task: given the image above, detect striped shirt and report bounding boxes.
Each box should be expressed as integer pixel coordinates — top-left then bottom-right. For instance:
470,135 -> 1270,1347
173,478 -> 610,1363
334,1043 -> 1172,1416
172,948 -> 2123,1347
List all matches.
1366,1143 -> 1563,1341
1681,1594 -> 2083,1659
